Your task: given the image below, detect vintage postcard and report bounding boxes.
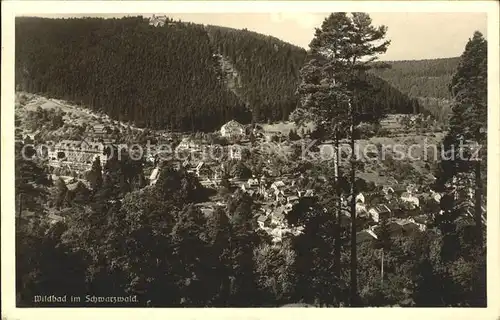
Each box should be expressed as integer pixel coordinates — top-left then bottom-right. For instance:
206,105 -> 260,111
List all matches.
1,1 -> 499,320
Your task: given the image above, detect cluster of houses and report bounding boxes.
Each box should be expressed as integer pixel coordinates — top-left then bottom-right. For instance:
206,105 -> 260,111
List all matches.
351,184 -> 433,244
251,180 -> 433,244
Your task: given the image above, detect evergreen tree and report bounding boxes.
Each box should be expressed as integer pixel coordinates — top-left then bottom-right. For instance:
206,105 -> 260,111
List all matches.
374,215 -> 392,284
88,157 -> 103,191
436,31 -> 487,246
205,207 -> 232,306
296,12 -> 390,306
170,205 -> 209,306
53,177 -> 68,208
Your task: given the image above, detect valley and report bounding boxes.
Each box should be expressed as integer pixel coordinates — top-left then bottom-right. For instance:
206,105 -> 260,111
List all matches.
13,13 -> 487,308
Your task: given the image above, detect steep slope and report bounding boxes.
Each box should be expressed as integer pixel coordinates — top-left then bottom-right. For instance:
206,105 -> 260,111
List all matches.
205,25 -> 307,123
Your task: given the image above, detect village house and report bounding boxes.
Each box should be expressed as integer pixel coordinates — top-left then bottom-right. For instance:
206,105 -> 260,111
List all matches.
356,202 -> 369,216
228,145 -> 242,160
247,177 -> 259,187
240,182 -> 253,193
406,218 -> 427,232
274,188 -> 286,203
270,228 -> 285,243
176,137 -> 201,152
383,184 -> 407,195
298,189 -> 314,198
379,218 -> 426,237
271,209 -> 286,226
368,204 -> 392,223
220,120 -> 245,139
51,139 -> 107,169
346,192 -> 366,204
287,195 -> 300,204
47,213 -> 65,225
430,189 -> 442,203
271,180 -> 286,191
257,215 -> 270,229
88,124 -> 110,140
67,179 -> 91,191
400,192 -> 420,208
263,131 -> 280,142
356,228 -> 378,244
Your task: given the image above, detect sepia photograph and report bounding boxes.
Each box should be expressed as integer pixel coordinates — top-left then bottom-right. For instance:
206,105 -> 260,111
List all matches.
2,1 -> 499,318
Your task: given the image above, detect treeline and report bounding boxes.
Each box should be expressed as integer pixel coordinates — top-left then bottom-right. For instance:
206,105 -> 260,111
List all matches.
370,58 -> 460,99
16,16 -> 421,132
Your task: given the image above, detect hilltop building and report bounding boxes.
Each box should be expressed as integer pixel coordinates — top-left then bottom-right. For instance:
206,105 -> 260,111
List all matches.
149,14 -> 168,27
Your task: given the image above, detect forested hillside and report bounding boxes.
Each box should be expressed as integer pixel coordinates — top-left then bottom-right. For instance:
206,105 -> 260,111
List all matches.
16,16 -> 419,131
371,58 -> 460,99
16,16 -> 250,132
205,25 -> 307,122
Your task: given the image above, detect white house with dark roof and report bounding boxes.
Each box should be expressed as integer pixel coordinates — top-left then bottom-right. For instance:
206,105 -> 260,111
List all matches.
287,195 -> 300,204
347,192 -> 366,204
368,204 -> 392,223
271,180 -> 286,190
220,120 -> 245,138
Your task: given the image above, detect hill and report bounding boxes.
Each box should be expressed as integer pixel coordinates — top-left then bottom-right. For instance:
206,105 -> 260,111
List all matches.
370,58 -> 460,99
16,16 -> 424,132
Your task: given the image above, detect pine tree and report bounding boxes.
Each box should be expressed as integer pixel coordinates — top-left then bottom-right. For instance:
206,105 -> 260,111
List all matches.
205,207 -> 232,306
374,215 -> 392,284
88,157 -> 103,191
437,31 -> 487,247
296,12 -> 390,306
53,177 -> 68,208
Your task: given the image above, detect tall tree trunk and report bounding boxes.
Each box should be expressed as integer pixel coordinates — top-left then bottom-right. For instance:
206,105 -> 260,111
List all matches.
334,129 -> 341,303
474,158 -> 483,248
381,249 -> 384,285
349,99 -> 358,306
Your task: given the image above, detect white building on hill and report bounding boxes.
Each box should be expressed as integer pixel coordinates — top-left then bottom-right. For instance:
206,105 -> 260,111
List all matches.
149,14 -> 168,27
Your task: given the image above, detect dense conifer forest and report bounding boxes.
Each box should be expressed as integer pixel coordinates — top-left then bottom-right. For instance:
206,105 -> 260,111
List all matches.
370,58 -> 460,99
16,16 -> 454,131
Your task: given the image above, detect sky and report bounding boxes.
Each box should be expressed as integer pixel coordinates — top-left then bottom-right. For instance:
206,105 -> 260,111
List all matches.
26,12 -> 487,61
